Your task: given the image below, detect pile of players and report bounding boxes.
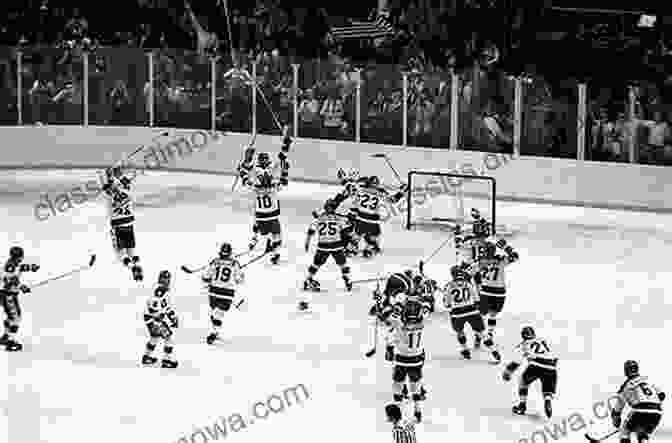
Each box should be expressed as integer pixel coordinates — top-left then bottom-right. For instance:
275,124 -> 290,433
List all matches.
364,209 -> 523,423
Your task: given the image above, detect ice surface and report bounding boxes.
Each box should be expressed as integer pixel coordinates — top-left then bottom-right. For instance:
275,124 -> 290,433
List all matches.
0,169 -> 670,443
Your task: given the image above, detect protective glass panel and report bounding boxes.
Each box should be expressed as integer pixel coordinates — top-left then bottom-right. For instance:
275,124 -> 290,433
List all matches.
256,55 -> 295,135
521,76 -> 578,159
458,66 -> 514,154
408,70 -> 452,148
89,47 -> 148,126
629,83 -> 672,166
361,63 -> 402,145
153,49 -> 211,130
297,58 -> 355,141
0,46 -> 17,125
215,52 -> 253,133
20,46 -> 83,125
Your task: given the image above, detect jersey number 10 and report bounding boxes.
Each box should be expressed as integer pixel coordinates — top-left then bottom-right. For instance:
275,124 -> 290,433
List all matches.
257,195 -> 273,209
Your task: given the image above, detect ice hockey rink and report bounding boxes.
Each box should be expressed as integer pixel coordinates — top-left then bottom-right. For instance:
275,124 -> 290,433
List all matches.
0,168 -> 670,443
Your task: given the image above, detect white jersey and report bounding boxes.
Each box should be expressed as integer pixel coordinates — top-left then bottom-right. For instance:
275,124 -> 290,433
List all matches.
516,337 -> 558,371
242,166 -> 286,222
144,284 -> 177,325
615,376 -> 664,414
456,235 -> 487,265
442,279 -> 480,318
389,312 -> 427,367
202,257 -> 244,299
478,254 -> 515,297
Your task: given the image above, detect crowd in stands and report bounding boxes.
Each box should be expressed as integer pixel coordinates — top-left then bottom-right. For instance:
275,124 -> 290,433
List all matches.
0,0 -> 671,166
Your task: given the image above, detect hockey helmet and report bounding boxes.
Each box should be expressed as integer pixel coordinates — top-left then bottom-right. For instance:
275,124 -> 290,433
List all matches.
521,326 -> 536,341
324,198 -> 338,214
9,246 -> 24,261
473,217 -> 491,238
256,152 -> 272,169
450,265 -> 468,282
402,299 -> 424,324
158,270 -> 171,286
368,175 -> 380,187
220,243 -> 233,259
624,360 -> 639,378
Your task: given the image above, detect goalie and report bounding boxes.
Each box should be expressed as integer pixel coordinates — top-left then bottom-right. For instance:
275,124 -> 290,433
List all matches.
237,129 -> 291,265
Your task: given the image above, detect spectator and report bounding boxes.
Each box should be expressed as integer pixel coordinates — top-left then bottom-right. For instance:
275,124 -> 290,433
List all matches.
320,88 -> 347,139
641,110 -> 672,164
298,88 -> 320,137
108,79 -> 131,124
482,101 -> 513,153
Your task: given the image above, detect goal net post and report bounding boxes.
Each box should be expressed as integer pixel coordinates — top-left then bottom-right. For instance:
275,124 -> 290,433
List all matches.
405,171 -> 511,236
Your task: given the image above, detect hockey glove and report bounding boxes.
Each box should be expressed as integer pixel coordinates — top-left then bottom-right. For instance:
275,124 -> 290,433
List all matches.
19,284 -> 30,294
496,238 -> 507,249
659,392 -> 666,402
385,345 -> 394,362
611,410 -> 621,428
337,168 -> 347,183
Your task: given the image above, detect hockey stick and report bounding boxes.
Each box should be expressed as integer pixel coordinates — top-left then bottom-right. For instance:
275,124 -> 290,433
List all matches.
365,278 -> 382,357
585,430 -> 618,443
371,153 -> 404,186
231,131 -> 258,192
113,131 -> 170,170
180,250 -> 253,274
352,237 -> 452,286
30,254 -> 96,289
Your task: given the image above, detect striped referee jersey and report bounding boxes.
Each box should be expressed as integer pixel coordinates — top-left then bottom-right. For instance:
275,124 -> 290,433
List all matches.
392,420 -> 417,443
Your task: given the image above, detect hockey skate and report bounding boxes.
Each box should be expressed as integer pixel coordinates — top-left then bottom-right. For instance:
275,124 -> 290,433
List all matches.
491,350 -> 502,364
512,403 -> 527,415
414,408 -> 422,423
460,349 -> 471,360
4,339 -> 22,352
297,301 -> 310,311
131,264 -> 143,281
270,253 -> 280,265
142,355 -> 158,365
303,278 -> 320,292
0,333 -> 8,346
474,334 -> 482,349
544,399 -> 552,418
206,333 -> 219,345
161,359 -> 178,369
248,235 -> 259,251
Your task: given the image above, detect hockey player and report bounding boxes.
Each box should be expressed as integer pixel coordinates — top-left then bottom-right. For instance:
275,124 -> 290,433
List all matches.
201,243 -> 244,344
335,168 -> 368,256
142,270 -> 179,368
475,239 -> 518,338
454,208 -> 491,266
101,165 -> 143,281
301,199 -> 353,308
350,175 -> 406,258
238,131 -> 291,265
611,360 -> 665,443
388,297 -> 429,423
502,326 -> 558,418
442,265 -> 501,363
0,246 -> 39,351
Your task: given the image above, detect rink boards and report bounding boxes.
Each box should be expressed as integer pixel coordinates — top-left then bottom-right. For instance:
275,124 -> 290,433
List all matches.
0,125 -> 670,214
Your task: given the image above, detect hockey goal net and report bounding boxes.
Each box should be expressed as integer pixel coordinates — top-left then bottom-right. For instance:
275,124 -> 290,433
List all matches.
405,171 -> 511,236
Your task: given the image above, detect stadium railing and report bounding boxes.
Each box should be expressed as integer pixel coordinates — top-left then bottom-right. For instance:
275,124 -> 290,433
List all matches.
0,45 -> 670,167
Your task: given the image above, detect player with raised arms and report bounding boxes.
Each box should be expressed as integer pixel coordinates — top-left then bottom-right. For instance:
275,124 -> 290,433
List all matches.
238,129 -> 291,265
